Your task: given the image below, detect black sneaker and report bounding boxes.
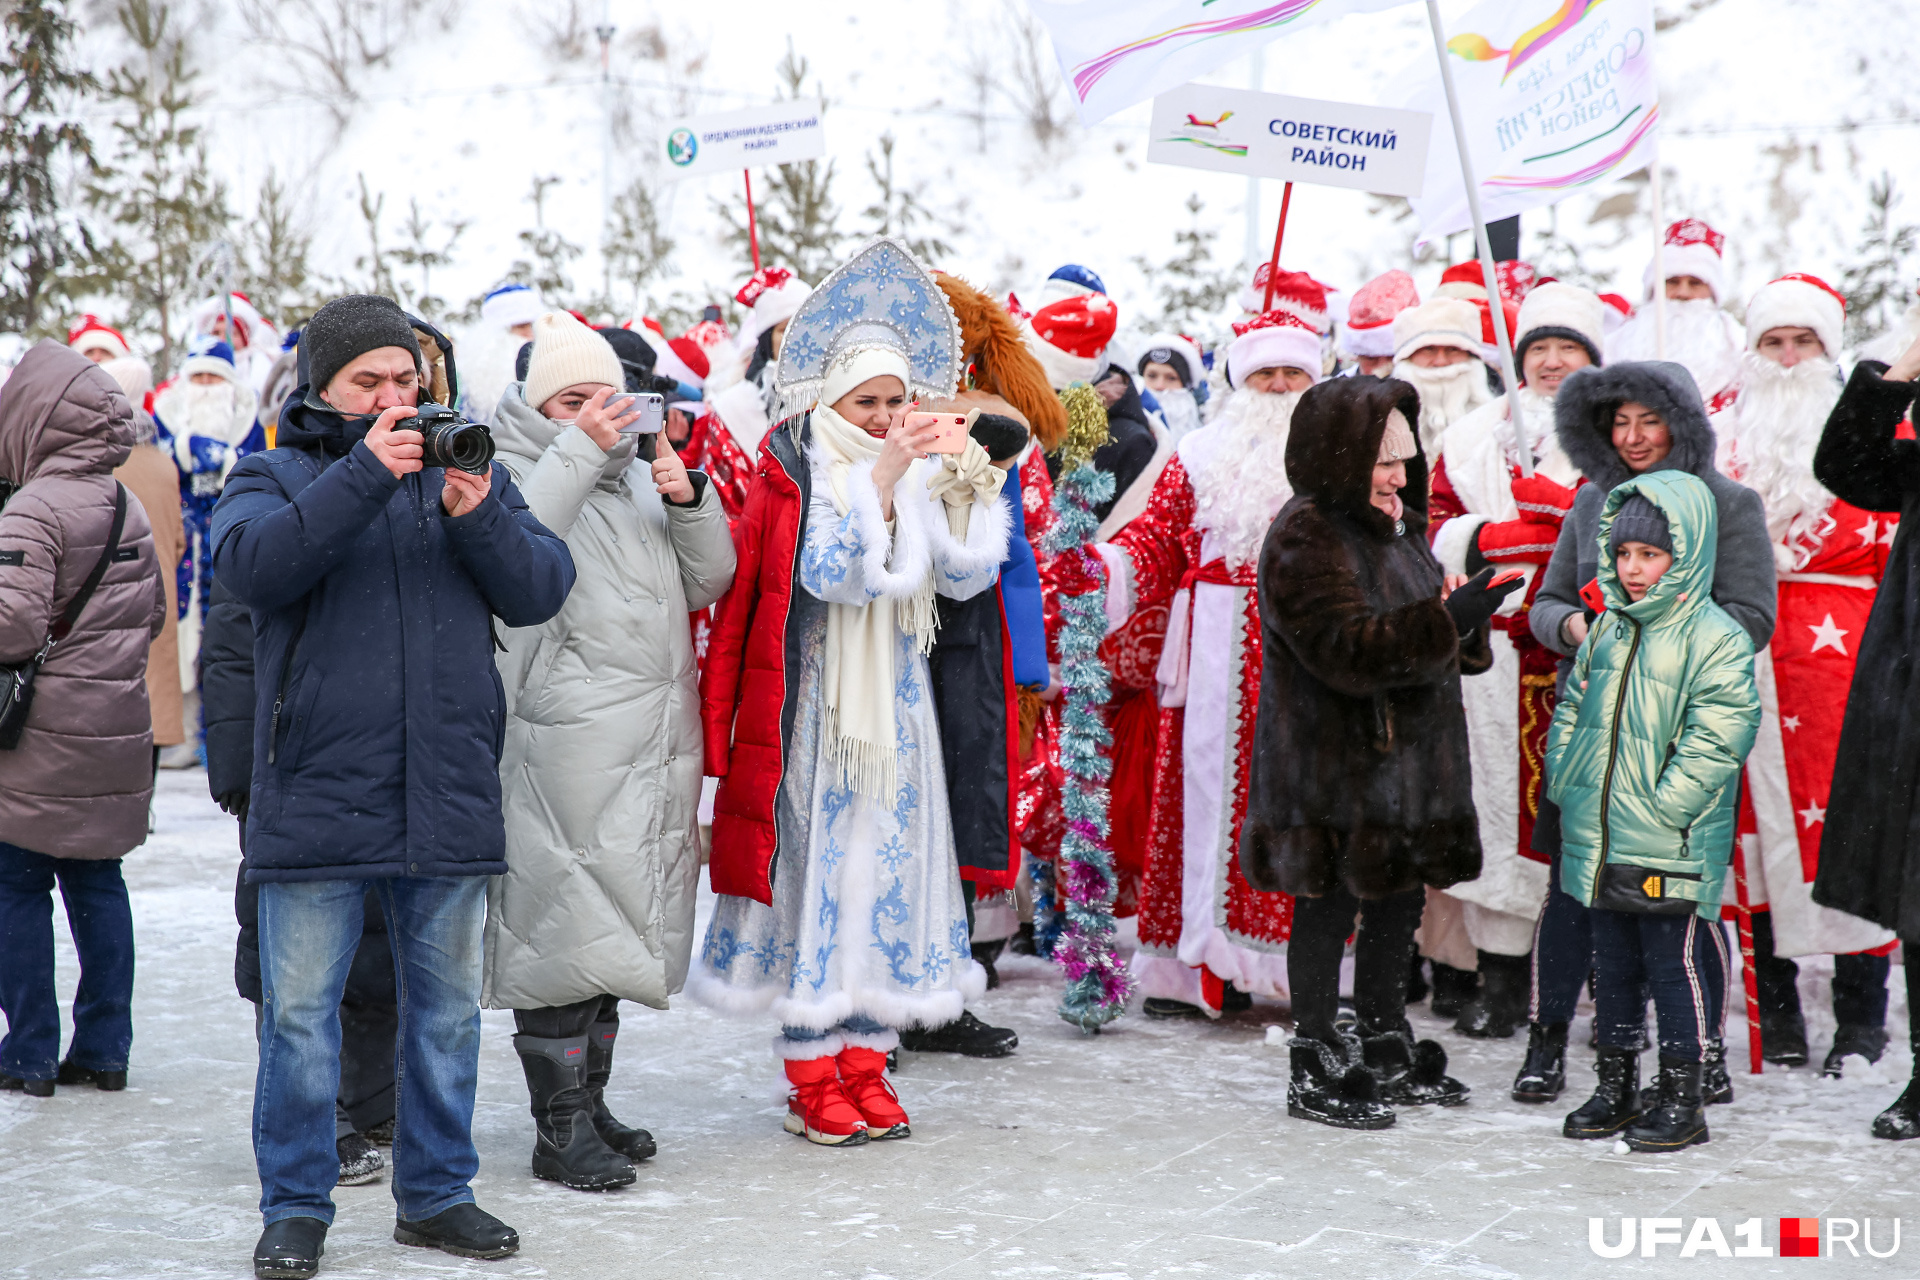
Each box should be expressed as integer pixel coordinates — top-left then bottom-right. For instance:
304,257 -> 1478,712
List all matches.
56,1059 -> 127,1091
337,1132 -> 384,1186
0,1073 -> 53,1098
393,1202 -> 519,1260
899,1011 -> 1018,1058
254,1216 -> 326,1280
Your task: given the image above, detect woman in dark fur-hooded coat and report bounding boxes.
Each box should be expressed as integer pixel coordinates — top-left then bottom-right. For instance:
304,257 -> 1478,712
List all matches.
1239,375 -> 1491,902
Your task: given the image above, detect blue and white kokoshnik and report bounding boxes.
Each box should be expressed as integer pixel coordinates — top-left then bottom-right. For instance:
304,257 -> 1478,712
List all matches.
772,236 -> 962,420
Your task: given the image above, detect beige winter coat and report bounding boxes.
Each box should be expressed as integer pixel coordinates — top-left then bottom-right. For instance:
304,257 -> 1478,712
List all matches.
0,342 -> 167,859
482,383 -> 737,1011
114,433 -> 184,746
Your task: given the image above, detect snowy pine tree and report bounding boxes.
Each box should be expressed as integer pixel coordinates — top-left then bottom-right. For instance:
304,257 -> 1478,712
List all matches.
1840,173 -> 1919,350
1131,194 -> 1238,333
861,132 -> 956,263
84,0 -> 233,373
508,174 -> 581,306
0,0 -> 96,337
237,170 -> 328,329
600,178 -> 676,319
713,40 -> 841,284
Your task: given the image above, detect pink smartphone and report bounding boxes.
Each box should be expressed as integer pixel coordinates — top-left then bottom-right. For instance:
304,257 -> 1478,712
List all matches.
906,410 -> 974,454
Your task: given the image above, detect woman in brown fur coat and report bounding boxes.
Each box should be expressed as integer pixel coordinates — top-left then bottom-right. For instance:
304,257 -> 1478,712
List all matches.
1241,375 -> 1514,1129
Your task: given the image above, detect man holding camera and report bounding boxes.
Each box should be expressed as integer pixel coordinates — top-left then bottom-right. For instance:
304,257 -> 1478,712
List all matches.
210,295 -> 574,1278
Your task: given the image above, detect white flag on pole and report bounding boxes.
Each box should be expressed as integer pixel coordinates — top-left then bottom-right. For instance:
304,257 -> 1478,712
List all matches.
1026,0 -> 1417,125
1402,0 -> 1660,239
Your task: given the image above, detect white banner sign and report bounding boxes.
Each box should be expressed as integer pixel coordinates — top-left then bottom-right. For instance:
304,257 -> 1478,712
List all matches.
1148,85 -> 1432,196
1028,0 -> 1417,125
1403,0 -> 1660,237
659,98 -> 825,182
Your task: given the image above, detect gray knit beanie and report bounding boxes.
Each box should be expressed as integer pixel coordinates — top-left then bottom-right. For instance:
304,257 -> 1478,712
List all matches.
303,295 -> 424,398
1609,493 -> 1673,555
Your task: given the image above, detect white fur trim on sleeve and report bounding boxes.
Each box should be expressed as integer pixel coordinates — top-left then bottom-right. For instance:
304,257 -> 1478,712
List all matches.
1095,542 -> 1134,635
841,457 -> 931,601
920,483 -> 1012,578
1431,514 -> 1490,577
771,1031 -> 846,1060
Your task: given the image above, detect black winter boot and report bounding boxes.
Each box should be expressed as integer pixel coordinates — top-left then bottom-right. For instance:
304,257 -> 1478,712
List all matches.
974,938 -> 1006,990
1511,1021 -> 1568,1103
585,1015 -> 656,1162
1822,1024 -> 1891,1079
393,1202 -> 519,1260
336,1132 -> 383,1186
1872,1077 -> 1920,1140
899,1010 -> 1018,1057
1759,1004 -> 1809,1066
1405,952 -> 1431,1005
253,1216 -> 326,1279
1362,1029 -> 1469,1106
56,1059 -> 127,1091
1564,1045 -> 1641,1139
1288,1037 -> 1394,1130
1428,962 -> 1477,1018
1454,951 -> 1529,1039
1624,1056 -> 1709,1152
513,1035 -> 636,1191
1701,1038 -> 1735,1104
0,1072 -> 53,1097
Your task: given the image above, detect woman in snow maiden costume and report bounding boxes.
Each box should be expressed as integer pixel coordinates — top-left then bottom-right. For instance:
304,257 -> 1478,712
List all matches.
695,239 -> 1009,1147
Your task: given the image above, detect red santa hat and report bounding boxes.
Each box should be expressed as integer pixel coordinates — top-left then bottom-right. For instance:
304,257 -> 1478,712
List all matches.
1392,297 -> 1485,364
1434,259 -> 1537,306
1744,273 -> 1845,360
1237,265 -> 1333,333
733,266 -> 812,349
188,292 -> 274,355
1226,310 -> 1322,389
1021,293 -> 1117,390
1472,296 -> 1522,366
1343,270 -> 1420,359
68,315 -> 130,361
1598,293 -> 1635,335
1644,218 -> 1728,302
653,334 -> 711,389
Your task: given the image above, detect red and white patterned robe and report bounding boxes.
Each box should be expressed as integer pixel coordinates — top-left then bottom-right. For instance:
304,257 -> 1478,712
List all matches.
1101,425 -> 1294,1009
1738,496 -> 1899,957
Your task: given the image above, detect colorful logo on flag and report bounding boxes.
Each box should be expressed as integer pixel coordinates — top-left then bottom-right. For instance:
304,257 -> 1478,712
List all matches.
1156,109 -> 1250,158
1447,0 -> 1611,81
1485,104 -> 1659,192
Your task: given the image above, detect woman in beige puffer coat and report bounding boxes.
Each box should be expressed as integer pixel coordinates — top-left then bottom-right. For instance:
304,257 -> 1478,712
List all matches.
481,313 -> 735,1188
0,340 -> 166,1095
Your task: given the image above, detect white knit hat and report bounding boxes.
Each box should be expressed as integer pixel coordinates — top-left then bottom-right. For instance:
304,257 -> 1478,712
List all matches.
1744,273 -> 1845,360
1392,297 -> 1484,363
523,311 -> 625,412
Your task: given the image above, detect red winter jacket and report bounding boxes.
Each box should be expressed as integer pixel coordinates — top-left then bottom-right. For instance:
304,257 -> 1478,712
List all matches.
701,416 -> 816,905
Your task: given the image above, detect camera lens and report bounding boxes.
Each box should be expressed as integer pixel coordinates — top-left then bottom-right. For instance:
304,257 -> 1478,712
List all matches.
438,422 -> 496,475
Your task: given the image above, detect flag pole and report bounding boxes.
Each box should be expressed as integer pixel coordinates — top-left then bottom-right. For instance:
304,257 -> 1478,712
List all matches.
744,169 -> 761,272
1260,182 -> 1295,312
1423,0 -> 1530,477
1649,150 -> 1669,359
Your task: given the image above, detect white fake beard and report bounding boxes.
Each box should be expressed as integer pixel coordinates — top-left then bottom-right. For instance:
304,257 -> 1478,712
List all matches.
1726,351 -> 1842,567
1611,298 -> 1742,397
1393,357 -> 1491,455
176,379 -> 244,442
1191,387 -> 1301,568
1155,386 -> 1201,438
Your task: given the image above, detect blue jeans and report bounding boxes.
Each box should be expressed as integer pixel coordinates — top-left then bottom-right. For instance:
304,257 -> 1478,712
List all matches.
1590,907 -> 1728,1062
254,876 -> 485,1226
0,842 -> 135,1081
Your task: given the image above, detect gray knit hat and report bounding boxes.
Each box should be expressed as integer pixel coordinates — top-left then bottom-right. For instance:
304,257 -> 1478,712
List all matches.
1610,493 -> 1673,555
303,295 -> 423,397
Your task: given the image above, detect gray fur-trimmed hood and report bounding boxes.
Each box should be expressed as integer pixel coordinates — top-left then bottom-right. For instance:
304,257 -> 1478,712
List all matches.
1553,360 -> 1716,491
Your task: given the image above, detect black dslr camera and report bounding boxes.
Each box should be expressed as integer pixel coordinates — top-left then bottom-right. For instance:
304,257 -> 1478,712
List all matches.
399,402 -> 494,475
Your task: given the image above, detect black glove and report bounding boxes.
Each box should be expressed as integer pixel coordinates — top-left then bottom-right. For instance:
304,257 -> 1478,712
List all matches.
1443,567 -> 1523,637
216,790 -> 251,824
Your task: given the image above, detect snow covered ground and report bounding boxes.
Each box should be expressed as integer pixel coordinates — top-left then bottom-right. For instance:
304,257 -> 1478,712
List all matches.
1,770 -> 1913,1279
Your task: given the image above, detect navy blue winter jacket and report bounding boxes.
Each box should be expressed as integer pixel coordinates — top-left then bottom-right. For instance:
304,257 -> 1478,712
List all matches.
211,390 -> 575,883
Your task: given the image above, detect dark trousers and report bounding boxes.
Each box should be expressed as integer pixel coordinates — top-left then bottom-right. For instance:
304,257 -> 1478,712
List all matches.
1531,845 -> 1669,1045
1288,885 -> 1426,1044
1749,909 -> 1891,1028
514,994 -> 619,1040
1591,907 -> 1727,1061
0,842 -> 135,1081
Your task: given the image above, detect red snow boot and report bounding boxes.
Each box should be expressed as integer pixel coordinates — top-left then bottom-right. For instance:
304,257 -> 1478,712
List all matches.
783,1056 -> 869,1147
836,1046 -> 911,1139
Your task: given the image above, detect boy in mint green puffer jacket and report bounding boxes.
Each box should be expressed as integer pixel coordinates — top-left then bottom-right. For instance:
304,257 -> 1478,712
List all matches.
1545,469 -> 1760,1154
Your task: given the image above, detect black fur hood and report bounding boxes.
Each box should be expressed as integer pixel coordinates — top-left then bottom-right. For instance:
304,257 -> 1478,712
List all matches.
1553,360 -> 1716,492
1285,374 -> 1427,540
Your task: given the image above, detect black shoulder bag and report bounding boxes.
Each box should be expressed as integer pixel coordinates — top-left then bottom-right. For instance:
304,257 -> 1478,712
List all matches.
0,484 -> 129,750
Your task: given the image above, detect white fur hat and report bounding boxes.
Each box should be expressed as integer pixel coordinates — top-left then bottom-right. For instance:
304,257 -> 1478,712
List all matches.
481,283 -> 543,330
1392,297 -> 1484,363
1514,281 -> 1607,365
1136,331 -> 1205,387
523,311 -> 625,412
1744,273 -> 1845,359
1226,312 -> 1322,389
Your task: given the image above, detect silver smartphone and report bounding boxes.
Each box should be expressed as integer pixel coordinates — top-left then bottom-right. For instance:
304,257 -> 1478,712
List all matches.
612,392 -> 666,435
